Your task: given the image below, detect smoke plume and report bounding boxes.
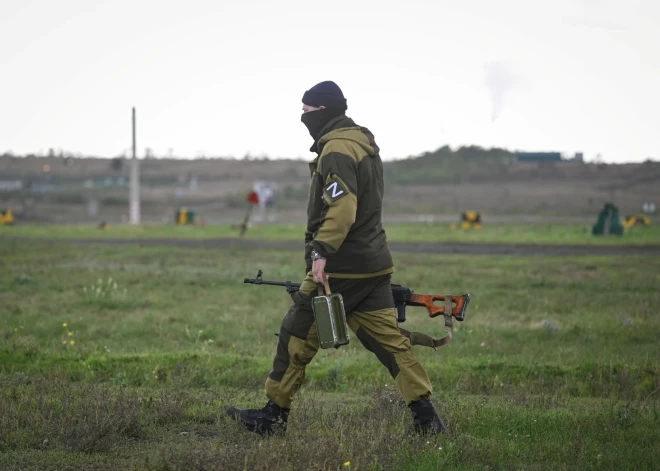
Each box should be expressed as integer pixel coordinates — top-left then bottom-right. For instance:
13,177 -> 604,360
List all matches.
484,61 -> 516,122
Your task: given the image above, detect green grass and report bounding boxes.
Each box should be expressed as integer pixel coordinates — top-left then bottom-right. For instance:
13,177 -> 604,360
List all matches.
2,221 -> 660,246
1,241 -> 659,470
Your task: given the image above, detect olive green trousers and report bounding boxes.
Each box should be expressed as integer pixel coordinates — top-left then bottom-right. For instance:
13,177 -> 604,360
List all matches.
265,273 -> 433,409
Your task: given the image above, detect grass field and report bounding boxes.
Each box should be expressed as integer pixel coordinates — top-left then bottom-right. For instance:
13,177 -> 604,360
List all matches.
1,239 -> 659,470
3,221 -> 660,246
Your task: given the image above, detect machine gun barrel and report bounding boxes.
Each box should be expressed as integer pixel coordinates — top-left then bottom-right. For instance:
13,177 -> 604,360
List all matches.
243,270 -> 301,294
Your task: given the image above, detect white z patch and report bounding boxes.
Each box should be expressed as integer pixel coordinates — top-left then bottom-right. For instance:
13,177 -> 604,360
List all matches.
327,181 -> 343,198
324,179 -> 347,202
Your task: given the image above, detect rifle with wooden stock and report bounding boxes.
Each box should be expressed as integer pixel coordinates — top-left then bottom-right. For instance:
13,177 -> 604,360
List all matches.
243,270 -> 470,349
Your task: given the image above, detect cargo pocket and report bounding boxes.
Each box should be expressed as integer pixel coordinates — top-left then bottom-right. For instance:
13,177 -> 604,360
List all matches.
282,290 -> 316,340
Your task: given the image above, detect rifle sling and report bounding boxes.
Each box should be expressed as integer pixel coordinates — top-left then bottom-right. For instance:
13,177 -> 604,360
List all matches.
398,328 -> 448,350
398,295 -> 455,351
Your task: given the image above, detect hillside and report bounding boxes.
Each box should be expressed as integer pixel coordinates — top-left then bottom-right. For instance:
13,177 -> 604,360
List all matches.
385,145 -> 517,185
1,148 -> 658,224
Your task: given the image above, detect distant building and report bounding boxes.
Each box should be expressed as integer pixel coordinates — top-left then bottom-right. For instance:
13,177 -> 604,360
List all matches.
516,152 -> 562,162
0,180 -> 23,192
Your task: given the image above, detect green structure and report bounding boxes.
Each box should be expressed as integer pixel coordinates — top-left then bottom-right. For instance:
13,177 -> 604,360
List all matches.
592,203 -> 624,236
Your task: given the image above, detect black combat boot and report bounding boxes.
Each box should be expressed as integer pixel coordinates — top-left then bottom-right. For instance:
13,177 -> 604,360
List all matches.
409,399 -> 446,435
226,400 -> 289,436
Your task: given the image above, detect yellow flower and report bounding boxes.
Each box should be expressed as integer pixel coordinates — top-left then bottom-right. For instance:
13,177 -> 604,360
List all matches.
63,323 -> 68,327
232,344 -> 236,348
68,331 -> 73,337
69,340 -> 75,345
62,340 -> 67,345
344,462 -> 351,467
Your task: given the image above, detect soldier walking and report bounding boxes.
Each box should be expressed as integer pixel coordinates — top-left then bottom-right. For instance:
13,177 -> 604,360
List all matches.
227,81 -> 445,435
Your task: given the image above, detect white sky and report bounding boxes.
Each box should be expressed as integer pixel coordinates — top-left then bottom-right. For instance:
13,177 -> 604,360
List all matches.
1,0 -> 658,163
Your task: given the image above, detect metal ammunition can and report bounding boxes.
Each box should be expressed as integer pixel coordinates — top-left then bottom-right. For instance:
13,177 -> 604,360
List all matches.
312,281 -> 350,349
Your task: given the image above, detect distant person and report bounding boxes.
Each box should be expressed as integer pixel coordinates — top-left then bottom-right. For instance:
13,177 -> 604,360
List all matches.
226,81 -> 446,435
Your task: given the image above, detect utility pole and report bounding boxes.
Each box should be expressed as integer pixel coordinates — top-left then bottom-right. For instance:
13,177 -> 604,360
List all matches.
129,107 -> 141,224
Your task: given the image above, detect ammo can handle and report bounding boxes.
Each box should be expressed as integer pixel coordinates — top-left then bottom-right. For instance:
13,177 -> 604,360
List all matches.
317,279 -> 332,296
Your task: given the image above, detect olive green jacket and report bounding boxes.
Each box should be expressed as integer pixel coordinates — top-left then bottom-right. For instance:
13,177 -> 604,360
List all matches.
305,116 -> 394,277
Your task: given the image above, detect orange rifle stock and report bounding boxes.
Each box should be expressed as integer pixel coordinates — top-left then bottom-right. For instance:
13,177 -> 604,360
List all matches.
407,293 -> 470,321
390,284 -> 470,323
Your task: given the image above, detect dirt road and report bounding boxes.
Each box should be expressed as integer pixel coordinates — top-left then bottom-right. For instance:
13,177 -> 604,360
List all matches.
6,237 -> 660,256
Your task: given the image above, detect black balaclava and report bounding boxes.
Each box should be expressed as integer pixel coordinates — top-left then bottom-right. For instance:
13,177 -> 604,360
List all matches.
301,81 -> 348,142
300,104 -> 347,141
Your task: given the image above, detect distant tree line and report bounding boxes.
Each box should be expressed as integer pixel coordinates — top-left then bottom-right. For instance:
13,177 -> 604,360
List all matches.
384,145 -> 518,185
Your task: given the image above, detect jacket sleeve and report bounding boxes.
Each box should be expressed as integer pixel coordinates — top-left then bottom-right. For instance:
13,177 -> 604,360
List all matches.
311,148 -> 358,257
304,231 -> 314,272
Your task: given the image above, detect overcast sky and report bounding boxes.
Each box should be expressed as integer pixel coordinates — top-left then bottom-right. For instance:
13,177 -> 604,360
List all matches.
1,0 -> 658,163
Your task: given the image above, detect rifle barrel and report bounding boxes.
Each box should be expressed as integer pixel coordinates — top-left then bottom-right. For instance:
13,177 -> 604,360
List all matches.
243,278 -> 300,288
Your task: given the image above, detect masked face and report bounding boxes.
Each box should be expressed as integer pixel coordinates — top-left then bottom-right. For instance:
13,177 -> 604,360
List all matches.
300,104 -> 345,141
301,108 -> 329,141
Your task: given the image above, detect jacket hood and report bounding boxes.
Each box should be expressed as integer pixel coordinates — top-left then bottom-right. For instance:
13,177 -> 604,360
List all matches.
309,115 -> 380,157
317,125 -> 380,157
